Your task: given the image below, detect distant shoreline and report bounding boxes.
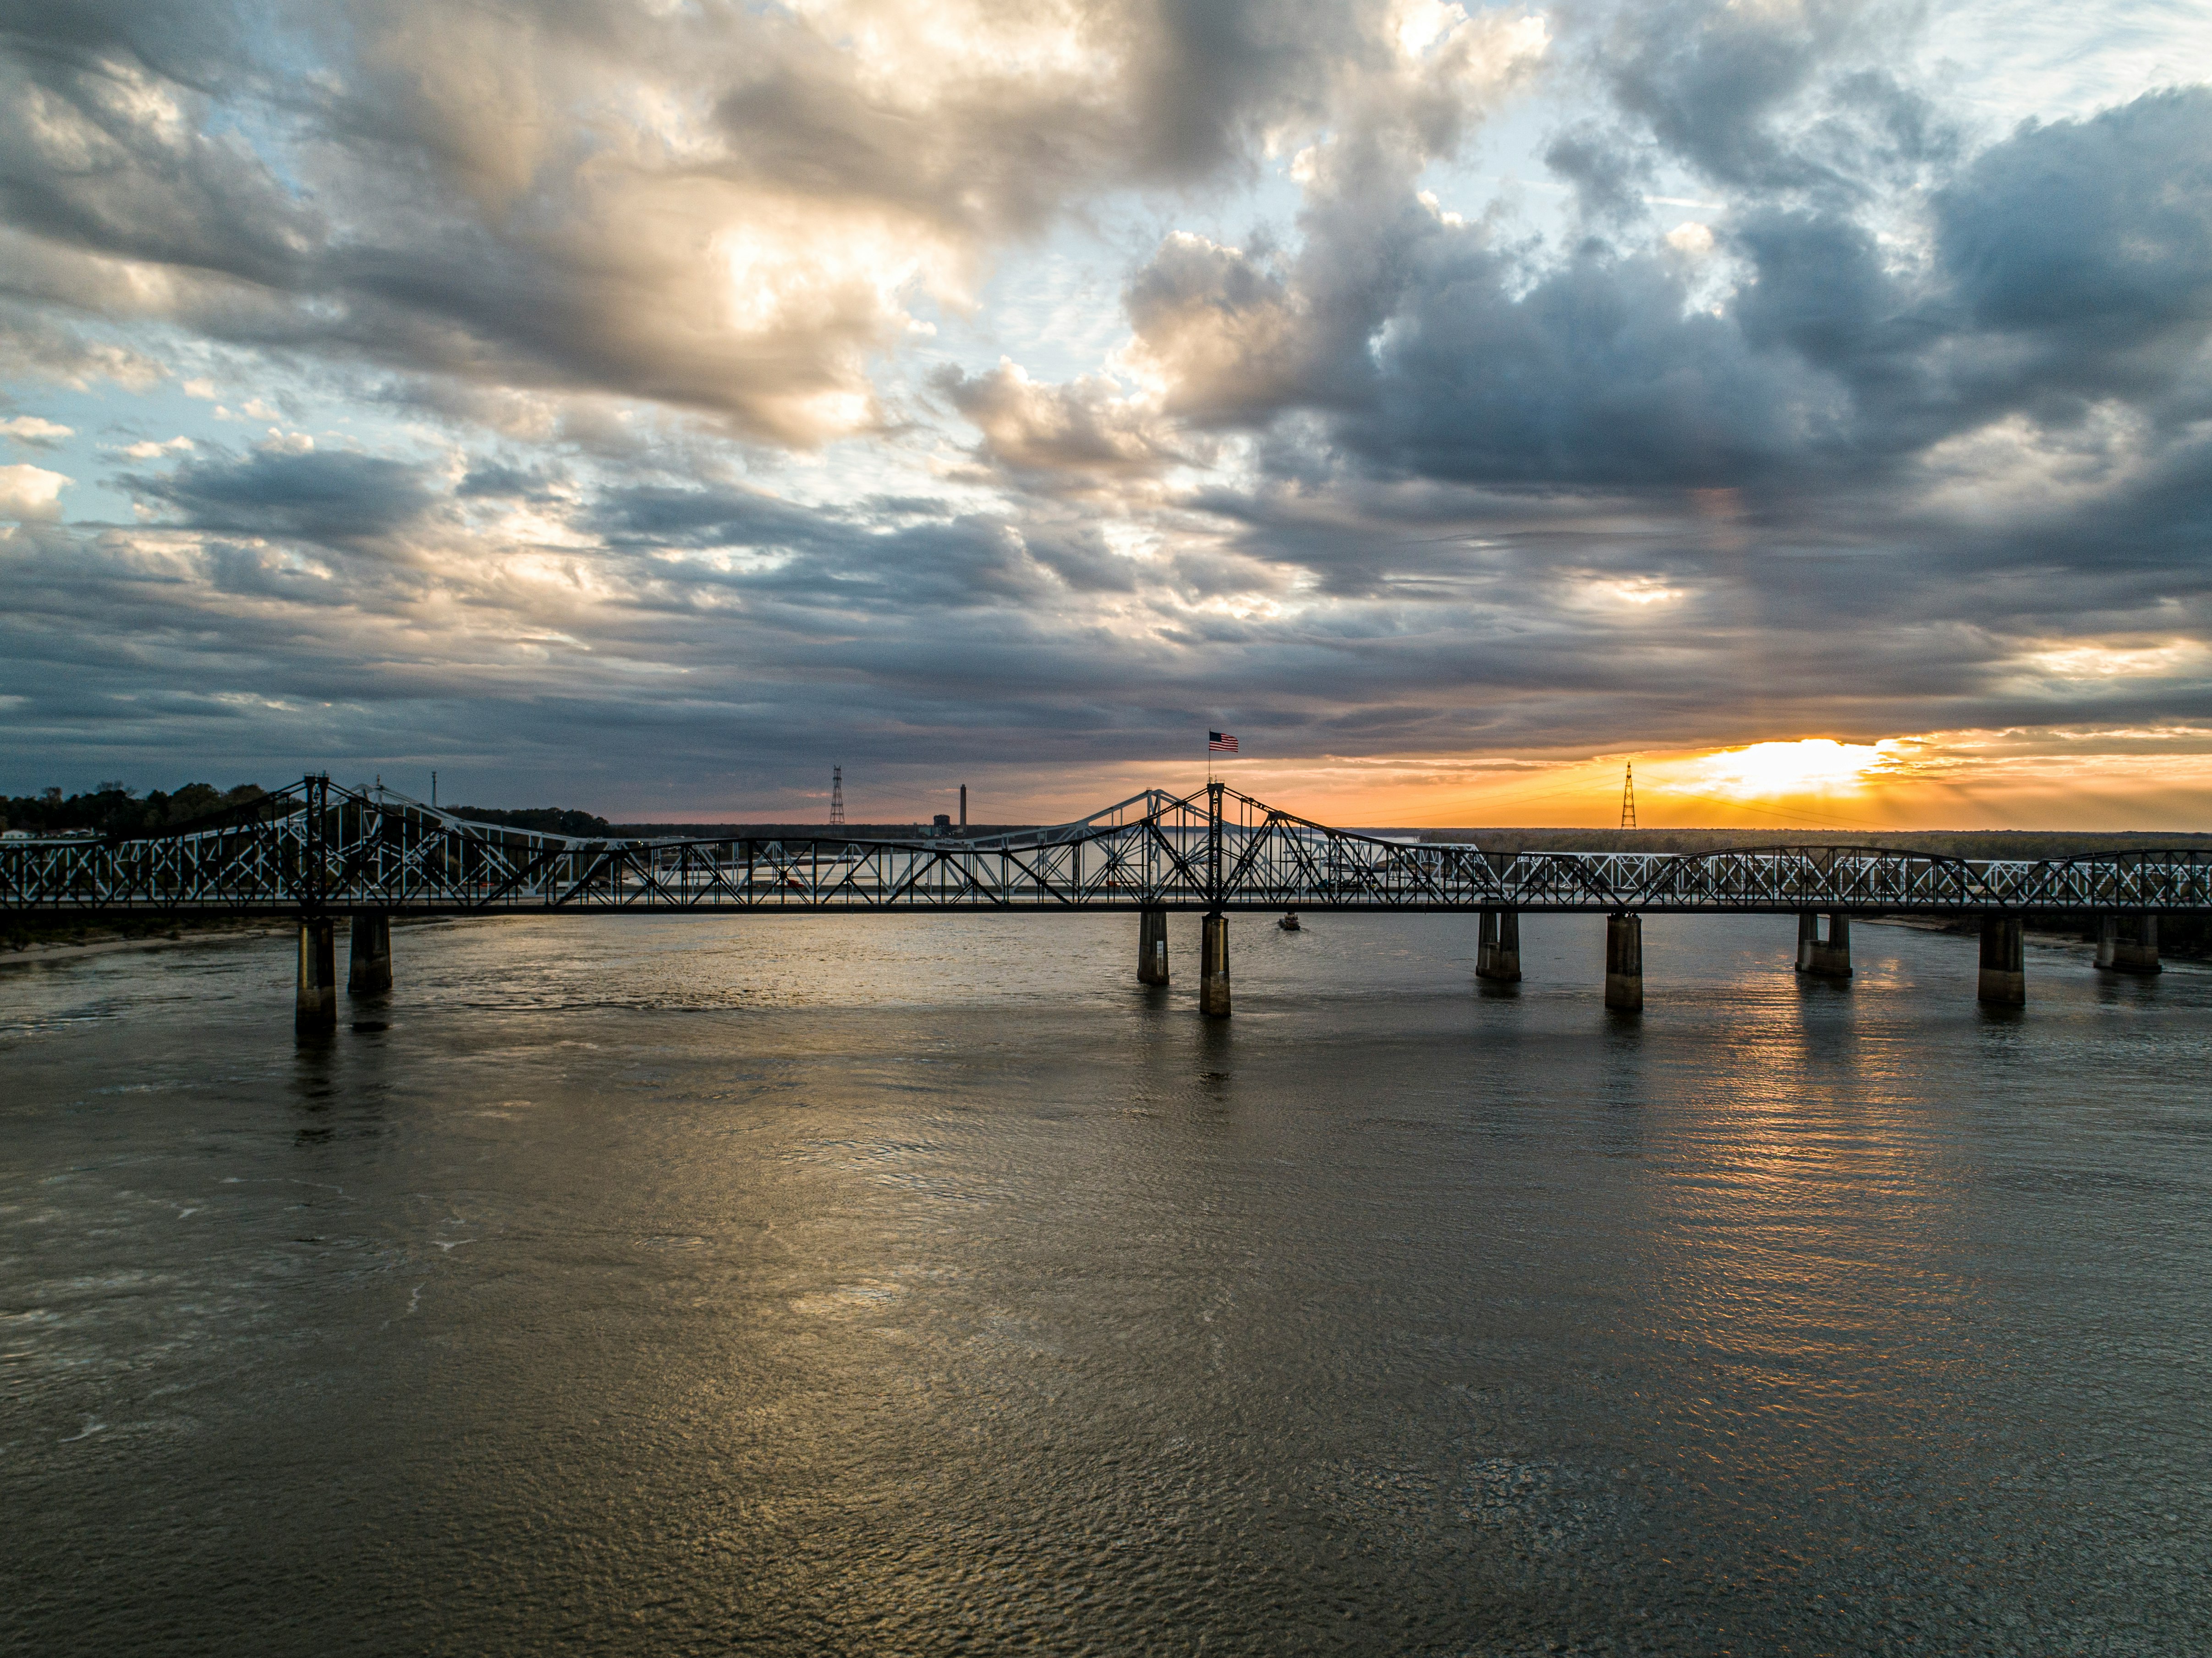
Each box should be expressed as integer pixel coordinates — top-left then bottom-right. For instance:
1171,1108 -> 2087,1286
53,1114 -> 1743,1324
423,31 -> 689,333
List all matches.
0,917 -> 290,965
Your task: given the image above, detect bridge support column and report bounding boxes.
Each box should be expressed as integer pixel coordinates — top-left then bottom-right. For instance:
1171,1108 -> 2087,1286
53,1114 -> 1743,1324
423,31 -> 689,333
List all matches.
296,918 -> 337,1035
1977,915 -> 2025,1006
1604,912 -> 1642,1013
348,911 -> 392,995
1137,907 -> 1170,985
1200,912 -> 1231,1017
1476,908 -> 1522,983
1796,911 -> 1852,978
2103,913 -> 2161,975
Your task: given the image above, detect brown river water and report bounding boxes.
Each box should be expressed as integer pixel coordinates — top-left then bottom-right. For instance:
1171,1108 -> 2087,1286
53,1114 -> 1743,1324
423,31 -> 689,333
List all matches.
4,911 -> 2208,1655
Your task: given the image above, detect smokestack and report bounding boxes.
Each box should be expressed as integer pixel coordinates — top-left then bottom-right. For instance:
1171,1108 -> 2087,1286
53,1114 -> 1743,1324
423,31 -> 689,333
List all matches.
959,785 -> 966,827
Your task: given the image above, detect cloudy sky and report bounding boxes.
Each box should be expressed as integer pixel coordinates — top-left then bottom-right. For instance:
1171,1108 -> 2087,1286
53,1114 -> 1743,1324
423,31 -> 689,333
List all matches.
3,0 -> 2210,828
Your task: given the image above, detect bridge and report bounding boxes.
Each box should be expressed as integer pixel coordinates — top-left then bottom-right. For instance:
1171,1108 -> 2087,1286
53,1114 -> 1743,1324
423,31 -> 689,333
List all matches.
4,774 -> 2201,1030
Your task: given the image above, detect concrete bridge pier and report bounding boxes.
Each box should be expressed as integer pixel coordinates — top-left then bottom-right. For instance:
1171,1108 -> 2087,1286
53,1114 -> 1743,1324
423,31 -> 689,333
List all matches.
296,918 -> 338,1034
1200,912 -> 1231,1017
1978,915 -> 2026,1006
1604,912 -> 1643,1012
1795,911 -> 1853,978
349,911 -> 392,995
1476,908 -> 1522,983
1137,908 -> 1170,984
2098,913 -> 2161,975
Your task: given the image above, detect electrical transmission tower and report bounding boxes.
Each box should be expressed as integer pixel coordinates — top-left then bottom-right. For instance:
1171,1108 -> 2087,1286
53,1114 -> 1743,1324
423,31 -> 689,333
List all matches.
1619,761 -> 1637,829
829,766 -> 845,827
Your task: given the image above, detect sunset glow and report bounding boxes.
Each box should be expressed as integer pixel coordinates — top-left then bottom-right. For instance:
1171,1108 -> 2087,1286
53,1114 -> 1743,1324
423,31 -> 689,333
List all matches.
1683,740 -> 1897,799
1005,732 -> 2212,834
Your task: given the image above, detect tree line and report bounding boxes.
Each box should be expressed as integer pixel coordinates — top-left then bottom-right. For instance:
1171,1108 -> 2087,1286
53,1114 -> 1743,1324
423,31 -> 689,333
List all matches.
1,782 -> 269,837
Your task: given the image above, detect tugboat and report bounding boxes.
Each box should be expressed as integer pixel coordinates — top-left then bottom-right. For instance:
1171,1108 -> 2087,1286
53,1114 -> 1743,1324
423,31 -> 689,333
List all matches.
1278,910 -> 1301,932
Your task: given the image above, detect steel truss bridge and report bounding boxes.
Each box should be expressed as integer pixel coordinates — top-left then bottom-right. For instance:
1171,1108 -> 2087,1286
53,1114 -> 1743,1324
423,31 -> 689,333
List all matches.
5,775 -> 2210,920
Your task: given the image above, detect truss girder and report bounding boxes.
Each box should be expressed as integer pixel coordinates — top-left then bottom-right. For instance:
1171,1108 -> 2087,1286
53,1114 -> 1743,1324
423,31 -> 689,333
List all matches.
8,779 -> 2212,918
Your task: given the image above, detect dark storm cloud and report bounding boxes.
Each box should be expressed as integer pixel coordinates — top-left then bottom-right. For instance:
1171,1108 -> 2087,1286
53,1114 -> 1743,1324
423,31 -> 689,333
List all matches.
456,461 -> 561,501
1119,66 -> 2212,518
0,59 -> 318,295
593,484 -> 837,550
1939,89 -> 2212,352
1574,0 -> 1952,198
1542,122 -> 1652,225
594,483 -> 1073,610
129,448 -> 439,542
0,0 -> 245,69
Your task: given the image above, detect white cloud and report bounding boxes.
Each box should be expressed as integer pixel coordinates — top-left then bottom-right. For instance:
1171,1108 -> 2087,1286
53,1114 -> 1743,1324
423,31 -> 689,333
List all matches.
0,415 -> 72,446
0,463 -> 70,519
2020,640 -> 2209,681
118,435 -> 196,460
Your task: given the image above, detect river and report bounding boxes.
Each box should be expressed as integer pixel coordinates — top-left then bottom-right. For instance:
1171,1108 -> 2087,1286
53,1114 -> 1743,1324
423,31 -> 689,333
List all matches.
4,911 -> 2208,1655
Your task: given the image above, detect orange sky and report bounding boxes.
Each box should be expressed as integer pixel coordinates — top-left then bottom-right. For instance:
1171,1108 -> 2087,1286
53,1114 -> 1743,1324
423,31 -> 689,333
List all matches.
882,732 -> 2212,832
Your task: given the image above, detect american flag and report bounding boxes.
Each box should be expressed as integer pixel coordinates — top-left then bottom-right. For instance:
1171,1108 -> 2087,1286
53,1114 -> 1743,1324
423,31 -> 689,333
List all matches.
1208,731 -> 1239,753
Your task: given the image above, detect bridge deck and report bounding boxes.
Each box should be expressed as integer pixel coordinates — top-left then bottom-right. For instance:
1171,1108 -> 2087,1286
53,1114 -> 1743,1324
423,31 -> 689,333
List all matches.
5,776 -> 2209,917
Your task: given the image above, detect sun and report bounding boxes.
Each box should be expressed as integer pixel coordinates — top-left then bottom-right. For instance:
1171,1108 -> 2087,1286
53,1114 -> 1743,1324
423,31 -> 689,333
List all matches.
1688,738 -> 1893,797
